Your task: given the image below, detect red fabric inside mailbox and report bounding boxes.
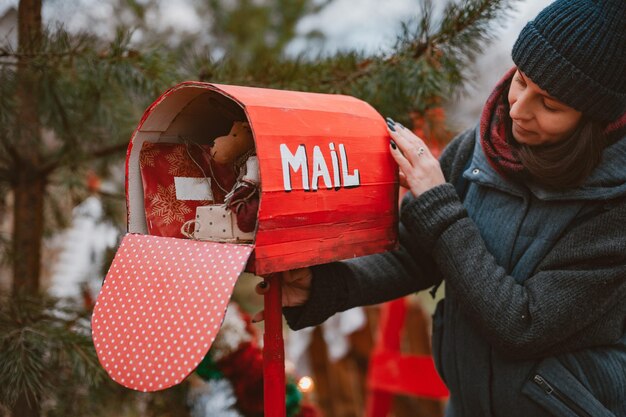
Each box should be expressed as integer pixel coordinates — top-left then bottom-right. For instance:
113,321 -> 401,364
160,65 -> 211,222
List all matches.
139,142 -> 237,238
92,234 -> 253,392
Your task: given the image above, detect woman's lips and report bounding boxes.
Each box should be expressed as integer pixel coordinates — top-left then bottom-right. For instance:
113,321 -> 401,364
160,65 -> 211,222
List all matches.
512,122 -> 535,137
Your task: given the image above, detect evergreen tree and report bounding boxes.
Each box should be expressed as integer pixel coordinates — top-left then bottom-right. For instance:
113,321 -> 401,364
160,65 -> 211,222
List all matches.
0,0 -> 176,297
0,0 -> 177,415
189,0 -> 520,146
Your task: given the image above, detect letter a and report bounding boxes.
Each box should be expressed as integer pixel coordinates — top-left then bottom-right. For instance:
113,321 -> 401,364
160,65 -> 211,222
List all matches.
311,146 -> 332,191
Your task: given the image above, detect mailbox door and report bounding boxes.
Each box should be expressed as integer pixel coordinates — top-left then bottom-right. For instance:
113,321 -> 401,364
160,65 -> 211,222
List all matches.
92,234 -> 253,392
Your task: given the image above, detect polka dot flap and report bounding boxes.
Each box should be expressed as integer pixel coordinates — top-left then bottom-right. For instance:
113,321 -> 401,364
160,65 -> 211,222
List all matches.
92,233 -> 253,392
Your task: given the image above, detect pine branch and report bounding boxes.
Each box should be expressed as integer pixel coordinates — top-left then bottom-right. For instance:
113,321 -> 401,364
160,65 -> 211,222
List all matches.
189,0 -> 519,120
40,141 -> 128,176
48,81 -> 79,150
0,292 -> 105,408
1,26 -> 87,67
95,189 -> 125,201
410,0 -> 507,57
343,0 -> 519,116
2,25 -> 176,182
0,49 -> 81,59
89,142 -> 130,159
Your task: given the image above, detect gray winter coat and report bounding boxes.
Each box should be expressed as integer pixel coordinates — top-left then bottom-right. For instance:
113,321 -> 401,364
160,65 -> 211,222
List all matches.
284,124 -> 626,417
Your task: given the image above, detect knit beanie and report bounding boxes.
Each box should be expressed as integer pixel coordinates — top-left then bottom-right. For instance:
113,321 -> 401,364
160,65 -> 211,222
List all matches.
511,0 -> 626,122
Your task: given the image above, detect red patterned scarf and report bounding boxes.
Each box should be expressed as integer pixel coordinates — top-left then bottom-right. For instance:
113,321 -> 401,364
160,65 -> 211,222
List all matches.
606,112 -> 626,144
480,67 -> 526,180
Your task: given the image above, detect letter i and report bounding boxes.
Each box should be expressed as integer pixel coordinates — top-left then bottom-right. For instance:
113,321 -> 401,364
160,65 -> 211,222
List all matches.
329,143 -> 341,189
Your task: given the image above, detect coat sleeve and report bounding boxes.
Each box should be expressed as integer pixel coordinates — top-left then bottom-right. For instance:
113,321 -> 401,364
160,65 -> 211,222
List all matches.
283,128 -> 477,330
401,183 -> 626,358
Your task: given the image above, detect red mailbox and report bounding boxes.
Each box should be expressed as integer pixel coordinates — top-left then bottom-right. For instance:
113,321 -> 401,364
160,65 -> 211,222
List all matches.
92,82 -> 398,395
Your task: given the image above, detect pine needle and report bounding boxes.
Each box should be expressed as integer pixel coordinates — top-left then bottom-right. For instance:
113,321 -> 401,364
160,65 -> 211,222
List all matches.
0,292 -> 105,408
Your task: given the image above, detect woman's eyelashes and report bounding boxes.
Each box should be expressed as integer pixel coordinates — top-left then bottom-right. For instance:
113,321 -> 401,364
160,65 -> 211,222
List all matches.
542,100 -> 559,112
514,75 -> 560,113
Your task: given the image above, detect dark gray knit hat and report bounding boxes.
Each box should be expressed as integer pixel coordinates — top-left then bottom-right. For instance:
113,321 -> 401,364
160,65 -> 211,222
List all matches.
512,0 -> 626,122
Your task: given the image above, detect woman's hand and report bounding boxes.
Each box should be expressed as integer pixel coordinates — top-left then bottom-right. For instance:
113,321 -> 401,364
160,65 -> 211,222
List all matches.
251,267 -> 312,323
386,117 -> 446,197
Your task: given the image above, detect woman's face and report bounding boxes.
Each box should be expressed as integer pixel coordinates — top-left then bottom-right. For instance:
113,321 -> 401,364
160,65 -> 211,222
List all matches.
508,70 -> 582,146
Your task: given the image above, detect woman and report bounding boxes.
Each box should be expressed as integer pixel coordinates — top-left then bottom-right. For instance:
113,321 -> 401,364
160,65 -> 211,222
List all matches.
256,0 -> 626,415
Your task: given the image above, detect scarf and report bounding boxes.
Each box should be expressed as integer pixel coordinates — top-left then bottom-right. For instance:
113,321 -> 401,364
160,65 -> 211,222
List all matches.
480,67 -> 526,181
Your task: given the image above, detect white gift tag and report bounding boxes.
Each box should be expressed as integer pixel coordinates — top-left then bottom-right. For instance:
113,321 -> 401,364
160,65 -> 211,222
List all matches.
174,177 -> 213,201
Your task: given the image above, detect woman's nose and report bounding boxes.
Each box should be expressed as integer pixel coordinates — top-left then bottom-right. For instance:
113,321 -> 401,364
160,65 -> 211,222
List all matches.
509,94 -> 532,121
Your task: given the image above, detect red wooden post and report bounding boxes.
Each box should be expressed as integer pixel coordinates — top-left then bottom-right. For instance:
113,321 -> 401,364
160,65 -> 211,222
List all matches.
264,273 -> 286,417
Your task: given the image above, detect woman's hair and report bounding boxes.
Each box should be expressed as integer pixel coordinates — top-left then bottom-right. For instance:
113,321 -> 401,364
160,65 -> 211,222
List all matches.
513,118 -> 607,189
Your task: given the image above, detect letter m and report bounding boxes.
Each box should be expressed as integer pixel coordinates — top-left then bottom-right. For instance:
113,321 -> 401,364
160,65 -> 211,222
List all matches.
280,144 -> 309,192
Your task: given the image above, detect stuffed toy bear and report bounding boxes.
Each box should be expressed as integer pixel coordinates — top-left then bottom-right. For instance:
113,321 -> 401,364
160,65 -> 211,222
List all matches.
210,121 -> 259,234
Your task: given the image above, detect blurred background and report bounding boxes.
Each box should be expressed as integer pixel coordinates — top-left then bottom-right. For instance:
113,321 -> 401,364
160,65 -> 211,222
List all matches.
0,0 -> 550,416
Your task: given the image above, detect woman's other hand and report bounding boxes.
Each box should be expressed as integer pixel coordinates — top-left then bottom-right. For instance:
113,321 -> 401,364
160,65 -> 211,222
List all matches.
251,267 -> 312,323
386,117 -> 446,197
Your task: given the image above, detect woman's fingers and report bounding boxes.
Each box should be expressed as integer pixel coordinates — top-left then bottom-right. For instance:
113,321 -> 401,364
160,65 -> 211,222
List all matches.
253,268 -> 313,323
397,123 -> 435,159
398,171 -> 409,189
390,123 -> 430,163
282,268 -> 313,307
386,117 -> 446,197
388,131 -> 413,174
252,281 -> 269,322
